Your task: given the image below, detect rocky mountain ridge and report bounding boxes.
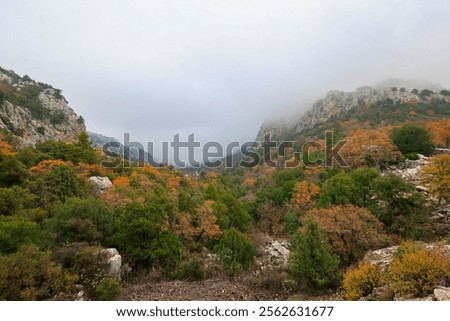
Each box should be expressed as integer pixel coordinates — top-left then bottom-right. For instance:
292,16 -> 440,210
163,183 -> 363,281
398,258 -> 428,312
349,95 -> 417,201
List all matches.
256,80 -> 450,142
0,67 -> 85,146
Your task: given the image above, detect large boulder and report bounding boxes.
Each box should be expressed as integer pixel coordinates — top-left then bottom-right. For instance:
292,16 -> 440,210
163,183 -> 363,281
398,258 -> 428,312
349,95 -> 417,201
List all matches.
89,176 -> 113,192
434,286 -> 450,301
265,240 -> 290,266
104,248 -> 122,280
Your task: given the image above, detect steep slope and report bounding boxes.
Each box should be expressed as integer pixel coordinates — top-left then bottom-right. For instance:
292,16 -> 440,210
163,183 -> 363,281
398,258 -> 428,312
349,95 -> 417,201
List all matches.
256,80 -> 450,142
0,67 -> 85,146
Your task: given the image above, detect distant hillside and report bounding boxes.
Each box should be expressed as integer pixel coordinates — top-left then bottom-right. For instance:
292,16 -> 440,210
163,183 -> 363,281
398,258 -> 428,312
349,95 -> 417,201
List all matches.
88,132 -> 159,166
256,80 -> 450,143
0,67 -> 85,146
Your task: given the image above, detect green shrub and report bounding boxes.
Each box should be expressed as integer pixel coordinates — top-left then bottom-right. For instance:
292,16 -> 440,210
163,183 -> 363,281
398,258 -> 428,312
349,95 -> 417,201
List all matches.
372,174 -> 430,237
289,220 -> 340,290
178,256 -> 206,281
0,216 -> 45,254
49,111 -> 68,125
390,124 -> 434,156
43,165 -> 88,203
0,90 -> 5,105
215,228 -> 255,273
49,197 -> 113,244
95,277 -> 122,301
113,203 -> 182,271
404,152 -> 419,160
0,186 -> 36,216
0,245 -> 78,300
0,156 -> 27,187
343,263 -> 385,300
52,243 -> 111,299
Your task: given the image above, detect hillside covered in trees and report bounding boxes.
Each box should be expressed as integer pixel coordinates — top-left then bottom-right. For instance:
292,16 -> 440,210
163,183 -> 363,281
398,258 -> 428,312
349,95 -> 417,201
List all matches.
0,72 -> 449,300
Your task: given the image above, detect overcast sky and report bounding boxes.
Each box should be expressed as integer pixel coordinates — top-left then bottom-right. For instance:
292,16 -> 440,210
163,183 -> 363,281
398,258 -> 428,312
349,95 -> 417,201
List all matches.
1,0 -> 449,161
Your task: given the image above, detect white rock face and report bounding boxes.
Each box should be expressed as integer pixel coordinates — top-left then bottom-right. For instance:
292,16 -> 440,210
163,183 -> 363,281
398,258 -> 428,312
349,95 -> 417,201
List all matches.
265,240 -> 290,266
89,176 -> 113,191
363,246 -> 399,271
434,286 -> 450,301
0,69 -> 86,146
104,248 -> 122,280
256,85 -> 450,142
364,243 -> 450,271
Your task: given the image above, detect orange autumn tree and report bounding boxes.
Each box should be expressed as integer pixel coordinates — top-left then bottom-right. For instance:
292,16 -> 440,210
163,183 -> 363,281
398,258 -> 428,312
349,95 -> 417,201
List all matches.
174,200 -> 222,245
30,159 -> 74,175
76,163 -> 106,178
141,165 -> 162,178
302,205 -> 391,264
427,119 -> 450,148
0,135 -> 14,157
284,180 -> 320,234
290,180 -> 320,212
420,154 -> 450,204
340,128 -> 402,168
112,176 -> 130,188
241,178 -> 256,188
166,175 -> 181,194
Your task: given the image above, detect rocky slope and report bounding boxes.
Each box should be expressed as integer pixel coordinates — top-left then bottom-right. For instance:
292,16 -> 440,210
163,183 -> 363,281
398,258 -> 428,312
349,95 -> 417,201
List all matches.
256,80 -> 450,142
0,67 -> 85,146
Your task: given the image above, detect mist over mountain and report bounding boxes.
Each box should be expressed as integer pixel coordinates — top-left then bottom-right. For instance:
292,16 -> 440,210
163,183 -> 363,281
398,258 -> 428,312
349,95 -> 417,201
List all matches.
256,79 -> 450,142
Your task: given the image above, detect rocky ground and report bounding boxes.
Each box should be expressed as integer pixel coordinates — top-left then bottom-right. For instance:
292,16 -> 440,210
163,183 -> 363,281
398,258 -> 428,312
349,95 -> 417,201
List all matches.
118,278 -> 286,301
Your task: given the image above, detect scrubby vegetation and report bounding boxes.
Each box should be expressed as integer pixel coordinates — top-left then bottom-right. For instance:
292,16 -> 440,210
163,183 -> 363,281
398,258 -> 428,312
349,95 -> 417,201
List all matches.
0,91 -> 449,300
343,243 -> 450,300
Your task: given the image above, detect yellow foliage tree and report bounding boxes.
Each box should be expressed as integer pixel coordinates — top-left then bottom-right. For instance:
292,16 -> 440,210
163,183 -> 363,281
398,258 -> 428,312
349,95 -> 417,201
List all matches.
343,263 -> 385,300
420,154 -> 450,204
427,119 -> 450,148
389,242 -> 450,297
340,129 -> 402,168
290,180 -> 320,212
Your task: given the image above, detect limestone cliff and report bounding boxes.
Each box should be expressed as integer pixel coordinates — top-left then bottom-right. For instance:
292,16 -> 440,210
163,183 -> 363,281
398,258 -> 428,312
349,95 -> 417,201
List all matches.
0,67 -> 86,146
256,80 -> 450,142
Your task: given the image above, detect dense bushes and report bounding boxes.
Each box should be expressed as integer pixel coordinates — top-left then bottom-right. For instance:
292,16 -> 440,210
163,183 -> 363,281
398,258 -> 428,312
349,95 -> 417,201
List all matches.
372,174 -> 430,237
319,168 -> 379,207
177,256 -> 206,281
0,216 -> 45,254
95,277 -> 122,300
51,243 -> 119,300
390,124 -> 434,156
0,245 -> 78,300
113,203 -> 182,270
343,243 -> 450,300
303,205 -> 391,264
48,197 -> 113,244
215,228 -> 255,272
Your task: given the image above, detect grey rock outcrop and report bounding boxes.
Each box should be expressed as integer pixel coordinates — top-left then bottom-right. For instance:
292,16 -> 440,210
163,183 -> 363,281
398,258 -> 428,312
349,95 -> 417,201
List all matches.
104,248 -> 122,280
434,286 -> 450,301
256,81 -> 450,142
89,176 -> 113,192
0,68 -> 85,146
